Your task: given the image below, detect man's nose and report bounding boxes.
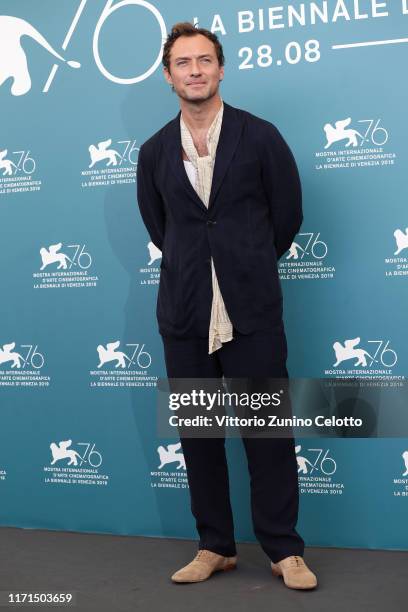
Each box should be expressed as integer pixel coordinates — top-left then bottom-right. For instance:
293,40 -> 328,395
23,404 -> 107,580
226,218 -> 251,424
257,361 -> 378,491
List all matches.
190,59 -> 201,75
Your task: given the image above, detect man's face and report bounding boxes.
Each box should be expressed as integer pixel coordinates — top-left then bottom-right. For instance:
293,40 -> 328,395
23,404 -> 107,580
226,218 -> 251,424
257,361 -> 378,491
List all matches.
164,34 -> 224,103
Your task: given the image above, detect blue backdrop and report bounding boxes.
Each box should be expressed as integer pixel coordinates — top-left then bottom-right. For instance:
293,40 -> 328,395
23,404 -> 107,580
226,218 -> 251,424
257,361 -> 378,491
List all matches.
1,0 -> 407,551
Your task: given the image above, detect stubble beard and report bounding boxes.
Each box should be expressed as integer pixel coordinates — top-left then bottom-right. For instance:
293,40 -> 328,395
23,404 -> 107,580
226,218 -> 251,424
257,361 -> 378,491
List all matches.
176,82 -> 219,105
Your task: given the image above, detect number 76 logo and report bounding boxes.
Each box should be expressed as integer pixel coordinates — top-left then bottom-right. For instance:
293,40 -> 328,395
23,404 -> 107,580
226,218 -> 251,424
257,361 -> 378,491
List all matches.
0,1 -> 166,96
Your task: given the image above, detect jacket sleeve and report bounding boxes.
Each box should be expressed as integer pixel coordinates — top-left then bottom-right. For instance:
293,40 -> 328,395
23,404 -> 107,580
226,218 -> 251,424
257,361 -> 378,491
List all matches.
259,122 -> 303,260
136,142 -> 165,251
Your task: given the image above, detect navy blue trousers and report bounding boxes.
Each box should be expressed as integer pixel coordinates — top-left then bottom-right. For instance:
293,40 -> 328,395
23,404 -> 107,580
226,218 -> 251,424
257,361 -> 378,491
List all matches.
160,325 -> 305,563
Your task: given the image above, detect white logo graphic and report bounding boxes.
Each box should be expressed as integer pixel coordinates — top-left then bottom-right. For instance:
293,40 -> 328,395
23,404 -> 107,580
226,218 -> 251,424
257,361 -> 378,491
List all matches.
394,227 -> 408,255
0,342 -> 44,368
50,440 -> 82,466
147,241 -> 161,265
295,445 -> 314,474
384,226 -> 408,279
0,15 -> 80,96
333,337 -> 373,368
34,243 -> 97,289
157,442 -> 186,470
332,337 -> 398,369
0,149 -> 17,176
0,342 -> 24,368
89,139 -> 121,168
81,137 -> 139,188
96,340 -> 152,369
402,450 -> 408,476
90,341 -> 155,387
1,2 -> 166,95
40,243 -> 72,270
0,146 -> 41,195
326,337 -> 400,379
286,242 -> 306,260
286,233 -> 328,260
316,118 -> 396,171
324,118 -> 363,148
39,243 -> 92,270
150,441 -> 188,489
87,138 -> 139,168
279,232 -> 334,281
0,148 -> 36,176
0,341 -> 49,386
393,449 -> 408,497
97,341 -> 129,368
296,445 -> 337,475
50,439 -> 102,467
297,446 -> 344,495
324,117 -> 389,149
139,242 -> 161,287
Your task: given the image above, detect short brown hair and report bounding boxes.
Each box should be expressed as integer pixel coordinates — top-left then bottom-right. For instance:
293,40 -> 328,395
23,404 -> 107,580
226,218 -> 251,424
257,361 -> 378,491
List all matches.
162,22 -> 225,72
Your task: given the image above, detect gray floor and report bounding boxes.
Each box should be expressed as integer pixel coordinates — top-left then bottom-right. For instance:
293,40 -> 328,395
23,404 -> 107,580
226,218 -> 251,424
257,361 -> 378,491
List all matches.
0,527 -> 407,611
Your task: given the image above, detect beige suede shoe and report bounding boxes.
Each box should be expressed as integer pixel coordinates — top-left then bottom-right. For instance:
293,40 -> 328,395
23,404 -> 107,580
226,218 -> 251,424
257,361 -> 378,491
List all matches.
171,549 -> 237,583
271,555 -> 317,589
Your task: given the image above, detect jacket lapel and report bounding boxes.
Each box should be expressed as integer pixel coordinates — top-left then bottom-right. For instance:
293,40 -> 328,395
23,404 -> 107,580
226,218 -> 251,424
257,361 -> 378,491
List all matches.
208,102 -> 243,210
162,110 -> 207,212
162,101 -> 244,213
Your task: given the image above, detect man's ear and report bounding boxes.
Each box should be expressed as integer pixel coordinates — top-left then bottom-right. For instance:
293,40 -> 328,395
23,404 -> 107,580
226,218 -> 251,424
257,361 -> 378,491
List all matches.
163,67 -> 172,86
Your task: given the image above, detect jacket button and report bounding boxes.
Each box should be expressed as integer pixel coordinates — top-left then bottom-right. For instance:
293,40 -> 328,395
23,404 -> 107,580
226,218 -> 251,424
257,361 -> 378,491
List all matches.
207,219 -> 216,226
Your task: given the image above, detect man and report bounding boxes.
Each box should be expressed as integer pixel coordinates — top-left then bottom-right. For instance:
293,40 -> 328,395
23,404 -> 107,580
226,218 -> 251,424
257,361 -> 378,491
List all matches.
136,22 -> 317,590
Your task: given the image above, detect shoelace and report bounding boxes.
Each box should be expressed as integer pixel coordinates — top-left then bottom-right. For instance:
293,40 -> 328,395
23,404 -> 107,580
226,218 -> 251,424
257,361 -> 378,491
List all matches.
194,550 -> 218,564
287,556 -> 304,567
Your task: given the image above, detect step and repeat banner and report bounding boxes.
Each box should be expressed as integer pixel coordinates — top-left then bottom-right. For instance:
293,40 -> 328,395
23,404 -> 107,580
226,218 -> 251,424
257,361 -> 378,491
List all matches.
1,1 -> 407,551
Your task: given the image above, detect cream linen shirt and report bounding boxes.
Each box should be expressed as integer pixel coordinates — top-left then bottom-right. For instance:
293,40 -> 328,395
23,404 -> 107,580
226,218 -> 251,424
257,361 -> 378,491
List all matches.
180,101 -> 234,354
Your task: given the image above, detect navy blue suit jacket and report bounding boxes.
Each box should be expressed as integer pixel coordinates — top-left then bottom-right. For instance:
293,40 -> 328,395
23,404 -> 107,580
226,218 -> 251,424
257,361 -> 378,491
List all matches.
136,101 -> 303,338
